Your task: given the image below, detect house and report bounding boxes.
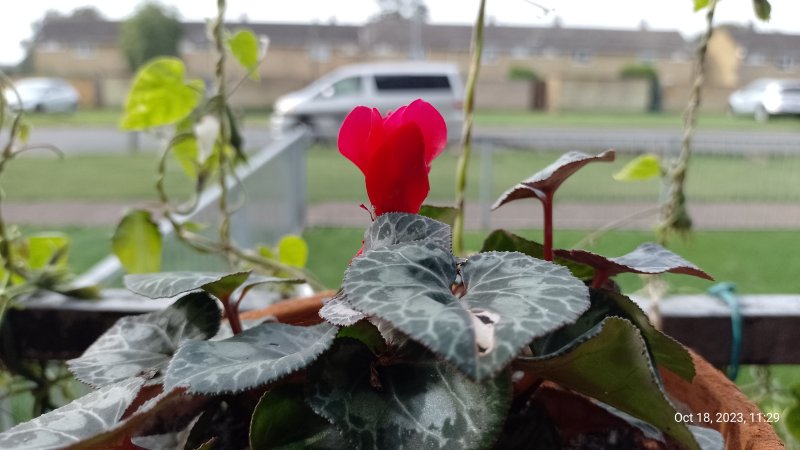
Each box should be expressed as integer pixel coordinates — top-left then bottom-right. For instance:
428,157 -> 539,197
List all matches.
708,25 -> 800,88
30,16 -> 698,111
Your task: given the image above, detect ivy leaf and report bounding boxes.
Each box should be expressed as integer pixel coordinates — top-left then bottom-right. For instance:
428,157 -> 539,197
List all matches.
278,235 -> 309,268
418,204 -> 459,227
534,289 -> 695,381
518,317 -> 700,450
556,242 -> 712,280
124,271 -> 297,300
249,384 -> 333,449
227,29 -> 260,80
305,339 -> 511,450
613,154 -> 661,181
68,292 -> 220,387
27,233 -> 69,269
170,133 -> 200,179
120,57 -> 204,130
165,322 -> 337,394
753,0 -> 771,20
480,229 -> 594,280
0,378 -> 145,450
694,0 -> 710,11
343,243 -> 589,380
112,209 -> 162,274
363,212 -> 451,253
492,150 -> 615,210
319,293 -> 365,326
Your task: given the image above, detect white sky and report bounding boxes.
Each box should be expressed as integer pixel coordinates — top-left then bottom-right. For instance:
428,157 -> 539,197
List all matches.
1,0 -> 799,65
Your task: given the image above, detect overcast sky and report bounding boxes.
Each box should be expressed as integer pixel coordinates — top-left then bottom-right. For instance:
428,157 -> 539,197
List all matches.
2,0 -> 799,65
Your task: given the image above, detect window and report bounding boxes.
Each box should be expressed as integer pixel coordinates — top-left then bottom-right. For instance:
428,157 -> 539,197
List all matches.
75,42 -> 94,59
320,76 -> 362,98
572,50 -> 592,65
746,53 -> 766,66
374,75 -> 451,91
775,56 -> 797,71
310,44 -> 330,62
511,46 -> 530,59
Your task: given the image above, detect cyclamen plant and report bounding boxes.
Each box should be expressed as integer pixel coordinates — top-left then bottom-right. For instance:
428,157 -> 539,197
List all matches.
0,101 -> 724,450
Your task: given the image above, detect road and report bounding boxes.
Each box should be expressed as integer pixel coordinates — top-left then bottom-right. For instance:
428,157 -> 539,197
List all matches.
17,126 -> 800,155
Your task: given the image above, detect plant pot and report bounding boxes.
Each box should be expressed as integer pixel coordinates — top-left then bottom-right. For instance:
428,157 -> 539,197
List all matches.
244,293 -> 784,450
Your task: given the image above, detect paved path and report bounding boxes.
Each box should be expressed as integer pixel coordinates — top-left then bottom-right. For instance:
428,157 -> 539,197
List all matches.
7,200 -> 800,230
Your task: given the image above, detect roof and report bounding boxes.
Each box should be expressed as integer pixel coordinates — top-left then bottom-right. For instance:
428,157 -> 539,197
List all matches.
725,27 -> 800,60
35,17 -> 688,57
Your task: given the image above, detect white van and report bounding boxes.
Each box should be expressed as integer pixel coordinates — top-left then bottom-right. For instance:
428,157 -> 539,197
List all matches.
271,62 -> 464,141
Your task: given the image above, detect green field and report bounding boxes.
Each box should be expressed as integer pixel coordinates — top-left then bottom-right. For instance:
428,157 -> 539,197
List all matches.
303,227 -> 800,294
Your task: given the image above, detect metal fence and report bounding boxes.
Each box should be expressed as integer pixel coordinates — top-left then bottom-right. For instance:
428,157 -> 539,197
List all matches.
76,128 -> 311,287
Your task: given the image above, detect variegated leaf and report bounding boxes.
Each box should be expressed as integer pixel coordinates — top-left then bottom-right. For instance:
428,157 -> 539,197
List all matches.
0,378 -> 145,450
461,252 -> 589,380
492,150 -> 615,209
363,212 -> 451,252
556,242 -> 712,280
124,271 -> 297,300
165,322 -> 337,394
518,317 -> 700,450
306,339 -> 511,450
318,293 -> 365,326
68,292 -> 220,387
344,243 -> 589,380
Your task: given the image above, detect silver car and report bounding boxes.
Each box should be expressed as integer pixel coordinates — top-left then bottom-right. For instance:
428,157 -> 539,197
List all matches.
728,78 -> 800,122
272,62 -> 464,141
4,78 -> 80,113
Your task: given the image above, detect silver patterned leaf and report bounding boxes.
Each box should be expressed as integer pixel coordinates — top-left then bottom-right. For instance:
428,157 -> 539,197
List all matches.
306,339 -> 511,450
556,242 -> 712,280
344,243 -> 589,380
492,150 -> 615,209
518,317 -> 700,450
0,378 -> 145,450
165,322 -> 338,394
124,271 -> 296,300
363,212 -> 451,253
461,251 -> 589,380
318,293 -> 365,326
690,426 -> 724,450
68,292 -> 220,387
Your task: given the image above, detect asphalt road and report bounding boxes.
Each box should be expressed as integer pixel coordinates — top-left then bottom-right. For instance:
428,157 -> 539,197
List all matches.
17,125 -> 800,155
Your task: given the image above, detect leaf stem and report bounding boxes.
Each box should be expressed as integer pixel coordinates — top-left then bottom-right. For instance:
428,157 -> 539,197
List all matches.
541,191 -> 554,261
222,295 -> 243,335
452,0 -> 486,256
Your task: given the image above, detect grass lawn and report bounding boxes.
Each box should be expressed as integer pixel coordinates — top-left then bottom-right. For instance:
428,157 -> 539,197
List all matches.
303,227 -> 800,294
24,108 -> 271,128
308,146 -> 800,204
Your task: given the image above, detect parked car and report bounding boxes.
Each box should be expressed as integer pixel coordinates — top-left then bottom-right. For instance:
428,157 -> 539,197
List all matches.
727,78 -> 800,122
271,62 -> 464,140
3,78 -> 79,113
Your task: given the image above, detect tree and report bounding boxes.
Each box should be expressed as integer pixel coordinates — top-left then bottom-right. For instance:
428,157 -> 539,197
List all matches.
375,0 -> 429,21
120,2 -> 182,72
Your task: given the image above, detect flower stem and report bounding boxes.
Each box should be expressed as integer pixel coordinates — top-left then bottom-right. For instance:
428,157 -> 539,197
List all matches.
542,191 -> 554,261
222,296 -> 243,335
453,0 -> 486,256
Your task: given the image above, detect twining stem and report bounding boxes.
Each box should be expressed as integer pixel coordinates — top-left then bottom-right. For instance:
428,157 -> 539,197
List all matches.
541,191 -> 554,261
452,0 -> 486,256
658,0 -> 717,244
213,0 -> 233,257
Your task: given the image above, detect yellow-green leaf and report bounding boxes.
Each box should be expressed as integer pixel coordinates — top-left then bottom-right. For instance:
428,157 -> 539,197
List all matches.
112,210 -> 162,274
753,0 -> 771,21
171,134 -> 199,179
278,235 -> 308,268
613,154 -> 661,182
258,245 -> 276,260
693,0 -> 709,11
227,29 -> 260,80
120,57 -> 204,130
27,233 -> 69,269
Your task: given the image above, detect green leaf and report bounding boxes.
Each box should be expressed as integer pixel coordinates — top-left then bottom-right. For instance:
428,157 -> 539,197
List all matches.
165,322 -> 337,394
363,212 -> 451,253
112,209 -> 162,274
418,205 -> 459,227
306,339 -> 511,450
336,320 -> 386,355
493,150 -> 615,210
278,235 -> 309,268
249,384 -> 332,449
518,317 -> 700,450
171,133 -> 200,179
694,0 -> 710,11
120,57 -> 204,130
480,229 -> 594,280
17,121 -> 31,143
227,29 -> 260,80
534,290 -> 695,381
613,154 -> 661,181
27,233 -> 69,269
124,271 -> 296,300
0,378 -> 145,450
753,0 -> 771,20
786,405 -> 800,442
343,243 -> 589,380
68,292 -> 220,387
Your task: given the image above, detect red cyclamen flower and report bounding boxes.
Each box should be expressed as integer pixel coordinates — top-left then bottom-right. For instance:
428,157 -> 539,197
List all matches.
338,99 -> 447,216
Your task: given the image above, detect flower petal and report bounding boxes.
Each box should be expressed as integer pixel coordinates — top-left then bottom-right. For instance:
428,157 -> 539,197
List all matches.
400,99 -> 448,167
338,106 -> 383,174
365,122 -> 429,216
